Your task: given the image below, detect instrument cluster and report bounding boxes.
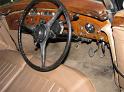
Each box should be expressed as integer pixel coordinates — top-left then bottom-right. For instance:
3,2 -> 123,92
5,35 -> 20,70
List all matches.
5,9 -> 56,30
28,9 -> 56,16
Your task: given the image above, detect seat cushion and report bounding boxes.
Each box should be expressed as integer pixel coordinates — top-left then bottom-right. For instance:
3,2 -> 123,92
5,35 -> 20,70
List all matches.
0,50 -> 33,92
0,50 -> 95,92
5,57 -> 96,92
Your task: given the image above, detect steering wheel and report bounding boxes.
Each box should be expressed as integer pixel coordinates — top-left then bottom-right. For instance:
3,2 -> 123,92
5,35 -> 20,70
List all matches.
18,0 -> 72,72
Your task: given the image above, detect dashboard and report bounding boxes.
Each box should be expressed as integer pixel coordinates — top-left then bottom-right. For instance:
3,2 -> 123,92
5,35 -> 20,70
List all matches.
0,0 -> 109,43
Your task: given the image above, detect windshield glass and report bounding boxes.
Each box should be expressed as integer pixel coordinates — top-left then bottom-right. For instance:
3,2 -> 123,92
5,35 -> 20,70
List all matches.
0,0 -> 19,6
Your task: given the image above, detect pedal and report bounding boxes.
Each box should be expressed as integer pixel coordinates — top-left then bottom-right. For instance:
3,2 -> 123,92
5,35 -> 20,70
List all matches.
88,41 -> 106,58
99,42 -> 106,58
88,44 -> 99,57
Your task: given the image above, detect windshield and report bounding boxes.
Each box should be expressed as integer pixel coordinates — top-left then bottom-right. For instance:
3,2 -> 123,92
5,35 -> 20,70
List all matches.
0,0 -> 20,6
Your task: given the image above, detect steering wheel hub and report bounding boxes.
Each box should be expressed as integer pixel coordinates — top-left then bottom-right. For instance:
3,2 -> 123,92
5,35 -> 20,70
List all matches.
34,24 -> 47,43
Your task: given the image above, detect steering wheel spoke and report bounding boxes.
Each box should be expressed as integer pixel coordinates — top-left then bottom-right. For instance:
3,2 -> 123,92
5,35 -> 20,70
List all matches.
47,6 -> 63,28
40,42 -> 46,68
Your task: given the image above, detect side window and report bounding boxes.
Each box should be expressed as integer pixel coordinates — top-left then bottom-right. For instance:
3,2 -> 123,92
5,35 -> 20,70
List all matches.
115,0 -> 124,10
0,0 -> 10,5
0,0 -> 19,6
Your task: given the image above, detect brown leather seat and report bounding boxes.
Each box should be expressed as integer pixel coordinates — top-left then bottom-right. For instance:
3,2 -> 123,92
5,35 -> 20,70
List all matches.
0,19 -> 36,53
0,50 -> 33,92
0,50 -> 95,92
0,20 -> 16,50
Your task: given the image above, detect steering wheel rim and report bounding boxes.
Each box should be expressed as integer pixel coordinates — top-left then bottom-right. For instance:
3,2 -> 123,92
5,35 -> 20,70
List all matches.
18,0 -> 72,72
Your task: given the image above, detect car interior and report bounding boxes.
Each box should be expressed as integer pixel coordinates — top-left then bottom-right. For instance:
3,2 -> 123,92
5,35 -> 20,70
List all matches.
0,0 -> 124,92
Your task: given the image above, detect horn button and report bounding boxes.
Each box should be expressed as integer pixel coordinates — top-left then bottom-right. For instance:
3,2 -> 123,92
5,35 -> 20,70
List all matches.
33,24 -> 47,43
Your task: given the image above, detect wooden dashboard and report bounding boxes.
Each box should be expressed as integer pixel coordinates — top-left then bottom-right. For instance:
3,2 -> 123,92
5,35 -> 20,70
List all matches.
0,0 -> 109,43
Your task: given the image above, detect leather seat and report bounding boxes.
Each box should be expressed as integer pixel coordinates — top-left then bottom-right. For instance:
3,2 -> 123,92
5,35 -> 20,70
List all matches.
0,50 -> 33,92
7,57 -> 96,92
0,19 -> 36,53
0,50 -> 95,92
112,10 -> 124,89
0,20 -> 17,50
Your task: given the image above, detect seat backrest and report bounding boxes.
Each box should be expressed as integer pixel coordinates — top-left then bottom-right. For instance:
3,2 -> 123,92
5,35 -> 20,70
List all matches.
0,18 -> 16,50
112,10 -> 124,88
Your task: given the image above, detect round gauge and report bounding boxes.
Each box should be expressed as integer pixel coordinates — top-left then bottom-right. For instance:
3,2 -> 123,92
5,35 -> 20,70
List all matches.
85,23 -> 95,33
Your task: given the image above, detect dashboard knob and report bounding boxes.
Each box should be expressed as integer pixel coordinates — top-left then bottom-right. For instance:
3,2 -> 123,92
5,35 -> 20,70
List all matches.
72,14 -> 79,21
85,23 -> 95,33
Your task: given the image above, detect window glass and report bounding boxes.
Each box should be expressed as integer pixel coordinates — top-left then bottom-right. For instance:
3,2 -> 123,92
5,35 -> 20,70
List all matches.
0,0 -> 20,6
